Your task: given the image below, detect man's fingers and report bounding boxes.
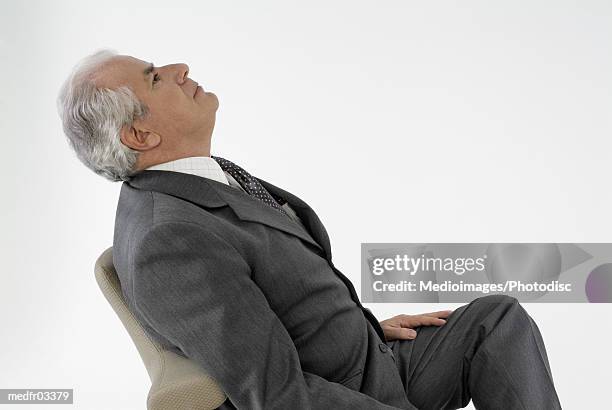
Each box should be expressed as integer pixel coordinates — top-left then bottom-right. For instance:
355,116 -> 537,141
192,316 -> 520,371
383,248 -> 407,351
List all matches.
421,309 -> 454,318
399,314 -> 447,327
414,316 -> 447,326
384,326 -> 418,341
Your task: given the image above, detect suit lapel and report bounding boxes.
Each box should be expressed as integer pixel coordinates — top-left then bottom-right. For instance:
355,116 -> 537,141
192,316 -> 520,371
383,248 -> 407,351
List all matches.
127,170 -> 326,254
255,176 -> 332,260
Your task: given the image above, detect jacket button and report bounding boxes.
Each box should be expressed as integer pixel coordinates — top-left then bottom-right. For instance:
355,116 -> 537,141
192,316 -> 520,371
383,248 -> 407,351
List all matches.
379,343 -> 389,353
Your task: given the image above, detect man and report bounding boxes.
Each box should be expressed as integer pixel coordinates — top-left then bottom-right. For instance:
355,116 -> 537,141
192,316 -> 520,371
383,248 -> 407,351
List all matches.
57,49 -> 563,409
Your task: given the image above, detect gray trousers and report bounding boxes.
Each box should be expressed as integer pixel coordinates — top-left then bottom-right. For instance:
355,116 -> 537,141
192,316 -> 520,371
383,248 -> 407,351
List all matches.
387,294 -> 563,410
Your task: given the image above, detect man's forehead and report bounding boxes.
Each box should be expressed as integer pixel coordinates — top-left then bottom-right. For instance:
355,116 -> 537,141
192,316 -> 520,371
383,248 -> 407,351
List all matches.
124,55 -> 148,66
93,55 -> 147,87
118,55 -> 156,80
110,55 -> 147,70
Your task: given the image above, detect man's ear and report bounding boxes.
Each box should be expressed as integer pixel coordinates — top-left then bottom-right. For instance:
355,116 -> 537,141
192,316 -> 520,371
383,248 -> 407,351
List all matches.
119,124 -> 161,152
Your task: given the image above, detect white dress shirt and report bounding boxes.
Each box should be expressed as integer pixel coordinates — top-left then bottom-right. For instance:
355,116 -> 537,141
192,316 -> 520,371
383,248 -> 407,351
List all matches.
145,156 -> 306,228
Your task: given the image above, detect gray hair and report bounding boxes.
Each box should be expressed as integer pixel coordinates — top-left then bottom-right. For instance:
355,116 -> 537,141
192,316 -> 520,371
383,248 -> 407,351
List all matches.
56,48 -> 149,182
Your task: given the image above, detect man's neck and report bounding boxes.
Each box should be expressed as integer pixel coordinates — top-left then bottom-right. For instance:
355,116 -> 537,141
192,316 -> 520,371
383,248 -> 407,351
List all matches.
137,147 -> 212,171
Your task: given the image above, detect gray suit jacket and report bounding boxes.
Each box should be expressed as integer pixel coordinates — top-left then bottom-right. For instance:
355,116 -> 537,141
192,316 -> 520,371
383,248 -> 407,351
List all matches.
112,169 -> 417,409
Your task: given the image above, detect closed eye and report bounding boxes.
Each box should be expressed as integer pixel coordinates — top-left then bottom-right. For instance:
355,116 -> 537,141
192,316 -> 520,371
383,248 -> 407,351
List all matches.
153,73 -> 161,84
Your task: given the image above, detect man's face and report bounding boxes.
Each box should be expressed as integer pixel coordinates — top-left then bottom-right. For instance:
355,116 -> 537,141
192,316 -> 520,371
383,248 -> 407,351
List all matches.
92,54 -> 219,162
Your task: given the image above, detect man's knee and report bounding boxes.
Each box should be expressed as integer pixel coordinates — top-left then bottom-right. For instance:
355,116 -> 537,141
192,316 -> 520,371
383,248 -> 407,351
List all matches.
469,294 -> 531,325
472,294 -> 519,305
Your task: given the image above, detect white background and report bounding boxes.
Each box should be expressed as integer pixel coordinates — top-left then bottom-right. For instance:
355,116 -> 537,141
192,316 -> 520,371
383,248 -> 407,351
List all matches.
1,0 -> 610,409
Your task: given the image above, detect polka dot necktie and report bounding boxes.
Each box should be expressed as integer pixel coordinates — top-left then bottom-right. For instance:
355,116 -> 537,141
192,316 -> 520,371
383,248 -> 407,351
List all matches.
211,155 -> 290,218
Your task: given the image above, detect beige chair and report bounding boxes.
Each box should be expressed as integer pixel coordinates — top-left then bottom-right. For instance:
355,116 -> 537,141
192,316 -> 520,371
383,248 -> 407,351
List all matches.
94,247 -> 228,410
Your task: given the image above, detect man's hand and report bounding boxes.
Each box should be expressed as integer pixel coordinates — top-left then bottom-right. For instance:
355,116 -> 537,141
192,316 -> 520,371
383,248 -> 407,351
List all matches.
380,309 -> 454,341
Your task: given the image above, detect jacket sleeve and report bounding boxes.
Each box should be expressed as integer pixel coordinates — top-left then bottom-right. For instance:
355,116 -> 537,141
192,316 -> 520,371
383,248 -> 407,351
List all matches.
130,221 -> 414,410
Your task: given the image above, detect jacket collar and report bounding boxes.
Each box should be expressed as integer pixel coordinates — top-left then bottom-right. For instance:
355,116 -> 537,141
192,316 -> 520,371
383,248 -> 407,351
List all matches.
125,170 -> 330,258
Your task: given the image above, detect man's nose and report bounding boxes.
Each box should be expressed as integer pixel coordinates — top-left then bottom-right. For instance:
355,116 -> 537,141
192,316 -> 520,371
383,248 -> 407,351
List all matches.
169,63 -> 189,84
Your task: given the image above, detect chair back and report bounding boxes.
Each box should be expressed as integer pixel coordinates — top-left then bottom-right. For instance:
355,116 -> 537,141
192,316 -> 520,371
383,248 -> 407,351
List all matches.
94,247 -> 227,410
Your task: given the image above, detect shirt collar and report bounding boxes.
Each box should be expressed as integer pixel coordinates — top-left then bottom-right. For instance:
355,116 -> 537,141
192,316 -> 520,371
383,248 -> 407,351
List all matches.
144,156 -> 230,186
